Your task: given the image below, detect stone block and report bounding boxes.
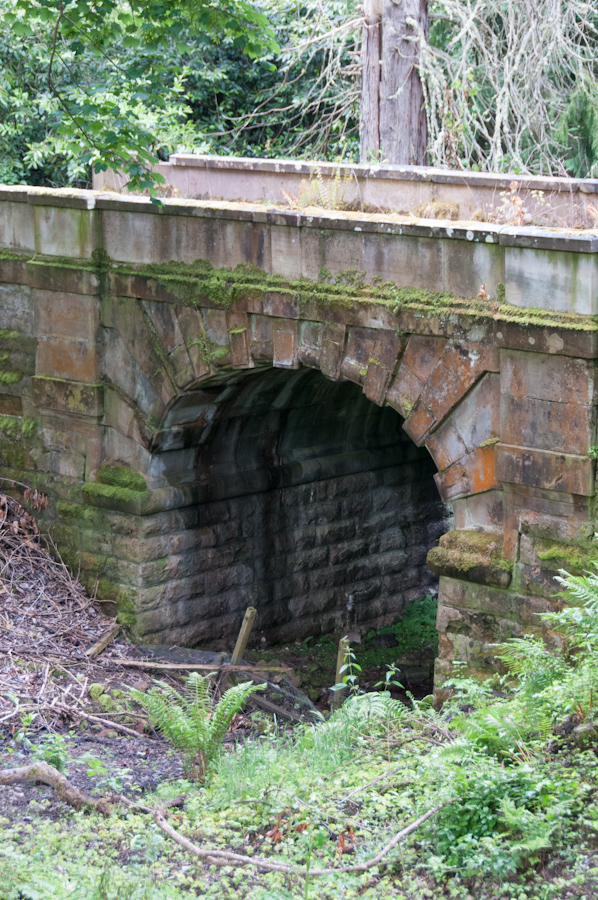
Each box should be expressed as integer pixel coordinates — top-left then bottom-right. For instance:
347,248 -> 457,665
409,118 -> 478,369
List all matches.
271,224 -> 302,279
273,320 -> 299,368
263,291 -> 300,320
32,376 -> 103,417
27,260 -> 99,296
496,444 -> 594,496
142,298 -> 186,354
34,290 -> 99,342
0,394 -> 22,415
320,323 -> 346,380
226,311 -> 253,369
500,348 -> 594,405
427,373 -> 500,470
495,321 -> 598,360
451,489 -> 504,531
504,246 -> 598,315
34,205 -> 97,259
0,284 -> 34,335
0,200 -> 34,251
435,446 -> 499,501
407,342 -> 499,445
36,338 -> 99,382
112,298 -> 177,407
500,394 -> 593,456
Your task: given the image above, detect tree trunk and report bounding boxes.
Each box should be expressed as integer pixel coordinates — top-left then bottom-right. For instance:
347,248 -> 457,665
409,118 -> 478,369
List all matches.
361,0 -> 428,166
360,0 -> 383,162
380,0 -> 428,165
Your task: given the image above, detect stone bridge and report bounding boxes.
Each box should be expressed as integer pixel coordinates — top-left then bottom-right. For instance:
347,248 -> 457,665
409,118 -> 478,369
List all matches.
2,159 -> 598,682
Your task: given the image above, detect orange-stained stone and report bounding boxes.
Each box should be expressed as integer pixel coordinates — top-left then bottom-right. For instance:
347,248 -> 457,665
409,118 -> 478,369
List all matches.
401,334 -> 446,381
273,323 -> 298,368
403,401 -> 436,446
434,446 -> 499,501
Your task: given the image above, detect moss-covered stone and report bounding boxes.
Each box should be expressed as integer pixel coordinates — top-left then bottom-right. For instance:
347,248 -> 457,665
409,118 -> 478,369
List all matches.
428,529 -> 513,588
536,539 -> 598,573
96,464 -> 147,493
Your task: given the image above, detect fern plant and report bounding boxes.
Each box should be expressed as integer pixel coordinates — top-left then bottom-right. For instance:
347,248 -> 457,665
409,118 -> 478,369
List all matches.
130,673 -> 264,781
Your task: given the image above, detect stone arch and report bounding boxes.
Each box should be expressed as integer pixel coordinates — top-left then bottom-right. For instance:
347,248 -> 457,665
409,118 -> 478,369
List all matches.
100,290 -> 503,537
89,285 -> 506,650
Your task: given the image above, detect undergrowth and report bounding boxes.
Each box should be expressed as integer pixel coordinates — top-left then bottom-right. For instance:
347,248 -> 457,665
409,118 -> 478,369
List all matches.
5,569 -> 598,898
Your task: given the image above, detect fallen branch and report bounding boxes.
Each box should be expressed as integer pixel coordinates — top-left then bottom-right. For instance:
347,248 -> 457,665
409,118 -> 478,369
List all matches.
0,761 -> 111,814
152,801 -> 453,875
113,659 -> 291,674
0,759 -> 453,876
54,704 -> 153,740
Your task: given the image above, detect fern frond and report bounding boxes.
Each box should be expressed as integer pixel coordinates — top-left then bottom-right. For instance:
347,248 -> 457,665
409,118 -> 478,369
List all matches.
130,673 -> 263,781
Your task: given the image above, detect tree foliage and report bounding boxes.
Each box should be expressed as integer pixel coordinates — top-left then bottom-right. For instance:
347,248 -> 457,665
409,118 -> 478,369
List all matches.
2,0 -> 598,188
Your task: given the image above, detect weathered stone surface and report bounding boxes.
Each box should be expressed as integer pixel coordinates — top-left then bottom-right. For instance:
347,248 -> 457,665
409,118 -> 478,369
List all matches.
5,183 -> 598,682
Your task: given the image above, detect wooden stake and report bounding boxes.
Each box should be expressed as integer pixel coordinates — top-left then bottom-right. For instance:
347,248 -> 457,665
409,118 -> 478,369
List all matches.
230,607 -> 257,665
85,624 -> 120,659
332,635 -> 351,711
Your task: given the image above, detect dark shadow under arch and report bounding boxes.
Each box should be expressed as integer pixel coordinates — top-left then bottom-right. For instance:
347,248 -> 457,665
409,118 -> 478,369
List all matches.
149,367 -> 453,647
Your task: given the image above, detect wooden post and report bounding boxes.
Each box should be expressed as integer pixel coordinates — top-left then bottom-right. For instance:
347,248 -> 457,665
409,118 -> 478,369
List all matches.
360,0 -> 383,162
332,635 -> 351,711
230,607 -> 257,665
379,0 -> 429,165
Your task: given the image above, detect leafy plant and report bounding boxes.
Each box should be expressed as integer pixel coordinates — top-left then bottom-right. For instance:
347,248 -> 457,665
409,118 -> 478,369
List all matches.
130,672 -> 264,781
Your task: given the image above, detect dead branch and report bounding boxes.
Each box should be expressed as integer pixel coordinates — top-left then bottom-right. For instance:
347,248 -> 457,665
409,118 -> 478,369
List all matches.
0,758 -> 453,876
113,659 -> 292,674
152,801 -> 453,875
0,760 -> 111,814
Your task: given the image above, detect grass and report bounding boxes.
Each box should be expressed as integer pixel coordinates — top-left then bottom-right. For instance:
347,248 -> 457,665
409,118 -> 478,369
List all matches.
6,577 -> 598,899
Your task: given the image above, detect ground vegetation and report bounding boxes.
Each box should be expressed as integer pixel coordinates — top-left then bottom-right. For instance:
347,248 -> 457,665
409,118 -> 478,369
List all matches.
4,485 -> 598,898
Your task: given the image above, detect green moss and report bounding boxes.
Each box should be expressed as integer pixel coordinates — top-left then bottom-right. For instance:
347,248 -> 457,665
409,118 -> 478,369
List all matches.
536,540 -> 598,572
83,481 -> 152,508
479,436 -> 500,448
95,579 -> 137,632
211,346 -> 230,360
96,464 -> 147,493
401,397 -> 415,418
0,248 -> 32,263
228,326 -> 246,335
0,415 -> 21,437
21,418 -> 37,439
0,415 -> 38,444
0,442 -> 26,467
0,371 -> 22,385
428,529 -> 513,581
496,283 -> 506,303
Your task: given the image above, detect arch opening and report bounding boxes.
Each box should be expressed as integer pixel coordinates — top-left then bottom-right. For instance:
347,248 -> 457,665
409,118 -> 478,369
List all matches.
149,366 -> 453,652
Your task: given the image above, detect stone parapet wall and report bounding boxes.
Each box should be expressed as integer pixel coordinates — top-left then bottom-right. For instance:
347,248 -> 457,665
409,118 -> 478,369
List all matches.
94,154 -> 598,230
1,182 -> 597,682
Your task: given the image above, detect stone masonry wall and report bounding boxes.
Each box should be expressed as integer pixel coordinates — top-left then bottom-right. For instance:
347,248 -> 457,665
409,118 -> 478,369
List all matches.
2,183 -> 598,684
140,368 -> 450,646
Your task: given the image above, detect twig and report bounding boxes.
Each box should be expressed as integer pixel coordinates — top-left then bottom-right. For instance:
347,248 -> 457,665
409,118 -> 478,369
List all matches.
152,801 -> 454,875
